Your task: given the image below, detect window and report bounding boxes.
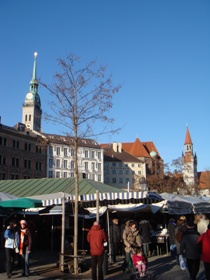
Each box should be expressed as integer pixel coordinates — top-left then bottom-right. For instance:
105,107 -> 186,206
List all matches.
119,178 -> 123,184
126,170 -> 129,175
64,160 -> 68,169
49,159 -> 53,168
13,140 -> 19,149
91,151 -> 95,159
132,163 -> 134,167
70,173 -> 74,177
64,172 -> 68,178
126,178 -> 129,183
64,148 -> 68,157
92,174 -> 95,181
71,161 -> 75,169
92,163 -> 95,171
56,171 -> 60,178
98,163 -> 101,171
104,177 -> 109,183
71,148 -> 74,157
25,115 -> 27,121
0,155 -> 6,165
56,159 -> 60,168
112,170 -> 116,174
105,169 -> 109,174
56,147 -> 60,156
85,162 -> 88,170
138,163 -> 141,167
138,171 -> 141,175
119,162 -> 122,167
98,174 -> 101,182
119,169 -> 123,174
112,163 -> 116,167
98,152 -> 101,160
49,146 -> 53,156
85,150 -> 89,158
29,114 -> 31,121
112,178 -> 117,183
48,171 -> 53,178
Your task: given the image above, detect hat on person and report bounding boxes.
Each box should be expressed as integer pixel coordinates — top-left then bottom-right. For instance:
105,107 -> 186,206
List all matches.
20,220 -> 27,225
179,216 -> 186,221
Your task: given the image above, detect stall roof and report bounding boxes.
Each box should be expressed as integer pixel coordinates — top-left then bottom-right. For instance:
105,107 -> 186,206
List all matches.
0,177 -> 122,197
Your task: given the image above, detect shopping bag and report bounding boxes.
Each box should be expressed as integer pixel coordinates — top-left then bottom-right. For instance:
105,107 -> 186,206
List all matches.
179,255 -> 187,271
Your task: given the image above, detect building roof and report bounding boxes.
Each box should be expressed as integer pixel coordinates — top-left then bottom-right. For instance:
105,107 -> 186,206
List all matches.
0,177 -> 121,198
198,171 -> 210,189
123,138 -> 150,158
103,145 -> 144,163
101,138 -> 160,159
184,127 -> 193,145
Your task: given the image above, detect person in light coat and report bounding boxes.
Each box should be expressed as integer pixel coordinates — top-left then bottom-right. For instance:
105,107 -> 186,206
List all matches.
4,220 -> 19,278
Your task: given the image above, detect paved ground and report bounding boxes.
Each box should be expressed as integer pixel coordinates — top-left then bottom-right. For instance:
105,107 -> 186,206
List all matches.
0,250 -> 206,280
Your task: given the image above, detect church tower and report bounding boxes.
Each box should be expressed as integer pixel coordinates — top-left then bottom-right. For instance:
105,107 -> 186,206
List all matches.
182,126 -> 197,187
22,52 -> 42,132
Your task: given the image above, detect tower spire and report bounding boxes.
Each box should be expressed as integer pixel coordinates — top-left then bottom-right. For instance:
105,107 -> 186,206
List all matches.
30,52 -> 38,94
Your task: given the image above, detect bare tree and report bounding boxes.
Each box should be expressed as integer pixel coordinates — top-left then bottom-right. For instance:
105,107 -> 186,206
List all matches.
40,53 -> 121,274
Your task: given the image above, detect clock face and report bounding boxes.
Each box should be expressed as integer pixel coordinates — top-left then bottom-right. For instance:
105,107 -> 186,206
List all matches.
26,93 -> 33,99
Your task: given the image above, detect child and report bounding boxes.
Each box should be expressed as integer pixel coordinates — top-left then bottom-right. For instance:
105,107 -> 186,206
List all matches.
132,248 -> 147,277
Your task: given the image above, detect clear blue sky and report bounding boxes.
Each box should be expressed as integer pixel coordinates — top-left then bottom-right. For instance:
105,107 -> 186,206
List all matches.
1,0 -> 210,172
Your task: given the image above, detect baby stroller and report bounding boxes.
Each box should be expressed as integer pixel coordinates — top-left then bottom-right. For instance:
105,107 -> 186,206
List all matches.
129,247 -> 152,279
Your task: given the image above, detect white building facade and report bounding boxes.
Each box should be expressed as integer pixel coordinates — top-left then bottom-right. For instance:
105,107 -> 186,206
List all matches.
46,135 -> 104,182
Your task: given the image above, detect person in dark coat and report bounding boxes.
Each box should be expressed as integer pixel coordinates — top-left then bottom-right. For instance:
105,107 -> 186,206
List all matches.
87,221 -> 107,280
167,218 -> 177,257
139,219 -> 152,257
109,218 -> 121,263
180,217 -> 201,280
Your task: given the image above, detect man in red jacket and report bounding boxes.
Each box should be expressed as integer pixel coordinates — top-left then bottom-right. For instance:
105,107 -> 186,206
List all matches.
87,221 -> 107,280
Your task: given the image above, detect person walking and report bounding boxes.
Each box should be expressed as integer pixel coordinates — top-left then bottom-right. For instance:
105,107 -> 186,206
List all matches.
175,216 -> 186,261
197,223 -> 210,280
180,217 -> 201,280
19,220 -> 32,277
139,219 -> 152,258
87,221 -> 107,280
109,218 -> 121,263
4,220 -> 19,278
167,218 -> 177,257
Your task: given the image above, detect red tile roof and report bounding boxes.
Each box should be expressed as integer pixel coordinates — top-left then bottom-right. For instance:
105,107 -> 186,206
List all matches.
184,127 -> 192,145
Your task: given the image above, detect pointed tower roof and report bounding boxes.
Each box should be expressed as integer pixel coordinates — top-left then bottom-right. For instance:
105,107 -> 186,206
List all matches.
184,127 -> 192,145
30,52 -> 38,94
123,138 -> 149,157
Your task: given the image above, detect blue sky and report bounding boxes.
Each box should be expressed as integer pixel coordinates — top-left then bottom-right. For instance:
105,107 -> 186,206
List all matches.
1,0 -> 210,171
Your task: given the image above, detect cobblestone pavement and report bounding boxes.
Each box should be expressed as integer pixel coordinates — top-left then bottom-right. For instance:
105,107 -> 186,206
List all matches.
0,250 -> 206,280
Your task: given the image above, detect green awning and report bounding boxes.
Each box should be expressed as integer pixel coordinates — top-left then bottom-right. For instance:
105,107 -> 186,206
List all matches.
0,197 -> 43,209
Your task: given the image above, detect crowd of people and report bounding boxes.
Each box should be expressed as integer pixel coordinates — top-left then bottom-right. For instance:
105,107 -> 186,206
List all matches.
167,213 -> 210,280
87,213 -> 210,280
4,213 -> 210,280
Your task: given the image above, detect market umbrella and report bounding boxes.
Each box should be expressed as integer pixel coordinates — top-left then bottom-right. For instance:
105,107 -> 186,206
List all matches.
0,197 -> 43,209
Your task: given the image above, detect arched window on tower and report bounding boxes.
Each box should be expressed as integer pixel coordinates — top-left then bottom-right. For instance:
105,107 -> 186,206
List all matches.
29,115 -> 31,121
25,115 -> 27,121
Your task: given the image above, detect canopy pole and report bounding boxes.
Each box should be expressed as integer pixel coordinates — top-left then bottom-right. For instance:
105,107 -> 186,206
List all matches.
107,210 -> 112,263
96,190 -> 99,222
60,193 -> 65,272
